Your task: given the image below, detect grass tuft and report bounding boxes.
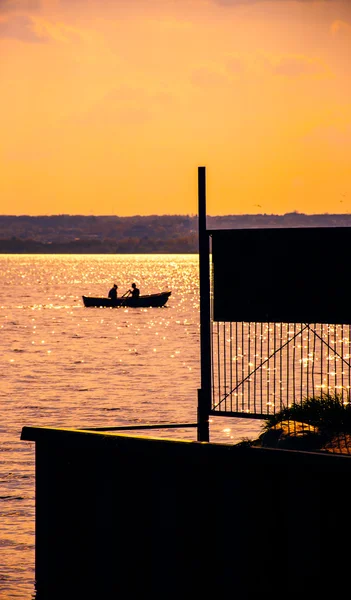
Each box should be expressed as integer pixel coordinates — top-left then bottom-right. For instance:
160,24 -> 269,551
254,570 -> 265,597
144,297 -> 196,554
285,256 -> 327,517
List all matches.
263,392 -> 351,435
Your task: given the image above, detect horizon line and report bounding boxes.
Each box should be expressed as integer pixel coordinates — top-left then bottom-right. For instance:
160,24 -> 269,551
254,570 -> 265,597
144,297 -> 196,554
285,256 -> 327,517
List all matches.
0,212 -> 351,219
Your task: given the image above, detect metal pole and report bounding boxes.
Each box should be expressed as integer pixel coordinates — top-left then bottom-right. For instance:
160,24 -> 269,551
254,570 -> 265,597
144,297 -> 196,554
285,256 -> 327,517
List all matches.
197,166 -> 211,442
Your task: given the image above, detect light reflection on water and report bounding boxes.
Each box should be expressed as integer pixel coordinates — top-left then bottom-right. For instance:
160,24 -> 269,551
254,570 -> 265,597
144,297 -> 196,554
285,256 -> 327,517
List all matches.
1,254 -> 263,599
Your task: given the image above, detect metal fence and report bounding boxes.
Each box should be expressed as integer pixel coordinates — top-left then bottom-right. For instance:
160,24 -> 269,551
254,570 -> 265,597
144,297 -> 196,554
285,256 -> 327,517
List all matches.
210,320 -> 351,418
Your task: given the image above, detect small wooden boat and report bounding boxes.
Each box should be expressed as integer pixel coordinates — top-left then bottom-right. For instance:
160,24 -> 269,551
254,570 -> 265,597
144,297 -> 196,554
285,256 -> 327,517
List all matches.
82,291 -> 171,308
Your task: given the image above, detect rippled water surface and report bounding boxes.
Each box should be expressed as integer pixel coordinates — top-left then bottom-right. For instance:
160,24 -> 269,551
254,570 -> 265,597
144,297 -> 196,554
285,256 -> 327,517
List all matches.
0,254 -> 263,599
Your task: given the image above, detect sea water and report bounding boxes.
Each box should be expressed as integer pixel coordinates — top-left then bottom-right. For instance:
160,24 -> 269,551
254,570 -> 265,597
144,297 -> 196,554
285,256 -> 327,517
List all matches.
0,254 -> 263,599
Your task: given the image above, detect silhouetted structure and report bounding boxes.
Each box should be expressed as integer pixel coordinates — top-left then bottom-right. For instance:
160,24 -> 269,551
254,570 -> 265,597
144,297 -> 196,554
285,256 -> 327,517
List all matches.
21,425 -> 351,599
197,168 -> 351,441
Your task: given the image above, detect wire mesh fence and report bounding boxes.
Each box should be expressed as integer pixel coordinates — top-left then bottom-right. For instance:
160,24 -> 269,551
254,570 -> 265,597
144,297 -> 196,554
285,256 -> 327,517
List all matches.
211,321 -> 351,418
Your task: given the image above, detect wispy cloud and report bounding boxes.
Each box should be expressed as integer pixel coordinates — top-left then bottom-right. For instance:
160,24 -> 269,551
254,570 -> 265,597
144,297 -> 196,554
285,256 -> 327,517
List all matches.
212,0 -> 335,4
331,19 -> 351,35
0,13 -> 47,41
194,52 -> 331,83
272,55 -> 330,77
191,64 -> 230,88
72,86 -> 175,129
0,10 -> 89,43
31,17 -> 88,43
303,122 -> 351,149
0,0 -> 40,14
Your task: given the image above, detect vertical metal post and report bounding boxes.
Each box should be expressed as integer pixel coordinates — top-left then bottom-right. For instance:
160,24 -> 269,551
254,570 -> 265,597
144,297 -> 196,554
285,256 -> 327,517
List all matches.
197,166 -> 211,442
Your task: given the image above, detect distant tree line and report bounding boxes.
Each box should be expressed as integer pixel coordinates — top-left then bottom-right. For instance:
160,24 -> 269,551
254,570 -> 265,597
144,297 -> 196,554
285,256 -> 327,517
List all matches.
0,235 -> 198,254
1,213 -> 351,253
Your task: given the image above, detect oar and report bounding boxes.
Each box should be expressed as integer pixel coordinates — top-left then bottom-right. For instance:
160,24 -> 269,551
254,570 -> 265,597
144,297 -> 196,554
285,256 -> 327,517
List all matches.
120,290 -> 131,307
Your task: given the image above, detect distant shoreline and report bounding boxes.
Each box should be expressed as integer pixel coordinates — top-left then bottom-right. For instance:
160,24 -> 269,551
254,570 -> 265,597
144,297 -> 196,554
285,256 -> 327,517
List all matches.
1,213 -> 351,254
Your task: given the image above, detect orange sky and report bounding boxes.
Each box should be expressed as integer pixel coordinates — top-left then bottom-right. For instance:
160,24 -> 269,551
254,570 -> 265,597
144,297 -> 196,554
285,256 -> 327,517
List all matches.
1,0 -> 350,216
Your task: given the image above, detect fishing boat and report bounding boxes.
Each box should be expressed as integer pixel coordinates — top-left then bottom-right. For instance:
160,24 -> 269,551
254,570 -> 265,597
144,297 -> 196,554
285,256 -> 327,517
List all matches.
82,291 -> 171,308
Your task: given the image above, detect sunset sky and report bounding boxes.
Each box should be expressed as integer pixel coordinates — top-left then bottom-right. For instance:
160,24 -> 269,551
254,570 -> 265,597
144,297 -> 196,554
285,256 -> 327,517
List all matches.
1,0 -> 350,216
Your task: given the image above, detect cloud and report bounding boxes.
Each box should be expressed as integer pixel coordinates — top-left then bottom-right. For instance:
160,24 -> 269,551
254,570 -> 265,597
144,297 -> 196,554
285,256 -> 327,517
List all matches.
31,17 -> 87,42
213,0 -> 335,4
71,86 -> 176,130
303,122 -> 351,148
226,55 -> 245,75
272,55 -> 329,77
0,13 -> 47,41
191,64 -> 230,87
0,9 -> 89,43
0,0 -> 40,14
331,20 -> 351,35
189,52 -> 330,89
211,52 -> 330,81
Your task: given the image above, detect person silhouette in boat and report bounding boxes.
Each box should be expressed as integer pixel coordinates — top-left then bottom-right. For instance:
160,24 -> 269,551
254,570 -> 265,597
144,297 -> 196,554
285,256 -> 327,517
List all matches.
129,282 -> 140,298
108,284 -> 118,302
